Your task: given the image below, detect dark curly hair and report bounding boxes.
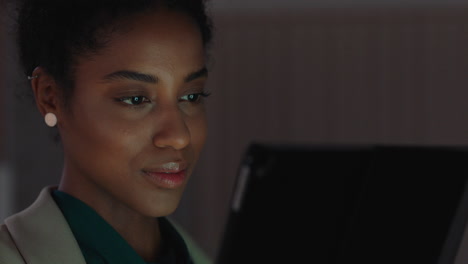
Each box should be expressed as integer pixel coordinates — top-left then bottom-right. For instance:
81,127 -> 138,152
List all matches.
16,0 -> 213,105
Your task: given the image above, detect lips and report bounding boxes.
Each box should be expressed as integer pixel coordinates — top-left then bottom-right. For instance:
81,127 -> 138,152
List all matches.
142,162 -> 188,189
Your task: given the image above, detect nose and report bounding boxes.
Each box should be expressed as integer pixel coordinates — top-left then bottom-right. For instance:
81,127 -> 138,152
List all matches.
152,105 -> 190,150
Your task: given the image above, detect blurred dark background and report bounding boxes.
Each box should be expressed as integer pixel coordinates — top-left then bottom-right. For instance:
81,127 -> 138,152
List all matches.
2,0 -> 468,260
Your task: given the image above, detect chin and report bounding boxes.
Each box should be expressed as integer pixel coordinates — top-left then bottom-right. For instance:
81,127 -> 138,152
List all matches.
134,191 -> 184,218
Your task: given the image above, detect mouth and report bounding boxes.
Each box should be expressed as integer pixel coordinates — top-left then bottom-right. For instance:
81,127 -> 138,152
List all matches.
142,162 -> 188,189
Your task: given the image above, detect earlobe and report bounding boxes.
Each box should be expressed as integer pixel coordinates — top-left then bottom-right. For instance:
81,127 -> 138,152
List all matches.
30,67 -> 62,125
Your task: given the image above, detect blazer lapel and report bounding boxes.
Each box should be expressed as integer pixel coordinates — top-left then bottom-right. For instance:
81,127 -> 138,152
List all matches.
5,186 -> 86,264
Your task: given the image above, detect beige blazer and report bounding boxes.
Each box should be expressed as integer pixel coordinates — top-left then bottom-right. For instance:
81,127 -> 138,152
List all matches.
0,187 -> 211,264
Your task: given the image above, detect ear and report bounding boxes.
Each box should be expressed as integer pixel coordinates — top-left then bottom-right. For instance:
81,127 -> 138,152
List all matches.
30,67 -> 64,123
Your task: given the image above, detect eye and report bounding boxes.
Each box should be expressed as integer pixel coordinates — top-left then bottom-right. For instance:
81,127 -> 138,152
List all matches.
180,92 -> 211,103
118,96 -> 150,106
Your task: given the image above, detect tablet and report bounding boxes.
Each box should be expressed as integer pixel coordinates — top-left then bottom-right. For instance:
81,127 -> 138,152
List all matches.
215,143 -> 468,264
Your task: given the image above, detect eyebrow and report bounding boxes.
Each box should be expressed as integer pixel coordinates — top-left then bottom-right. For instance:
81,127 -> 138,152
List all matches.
103,70 -> 158,84
185,67 -> 208,82
103,67 -> 208,84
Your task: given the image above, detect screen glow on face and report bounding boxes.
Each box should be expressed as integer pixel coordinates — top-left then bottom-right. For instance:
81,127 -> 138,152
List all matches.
57,10 -> 208,219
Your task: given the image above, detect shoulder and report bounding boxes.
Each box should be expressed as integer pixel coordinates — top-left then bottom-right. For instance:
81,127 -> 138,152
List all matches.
1,187 -> 86,264
0,224 -> 25,264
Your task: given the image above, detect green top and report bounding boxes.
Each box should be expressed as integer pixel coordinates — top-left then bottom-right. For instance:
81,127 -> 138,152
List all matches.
52,190 -> 193,264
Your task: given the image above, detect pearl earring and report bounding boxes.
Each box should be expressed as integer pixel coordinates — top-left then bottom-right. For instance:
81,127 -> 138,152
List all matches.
44,113 -> 57,127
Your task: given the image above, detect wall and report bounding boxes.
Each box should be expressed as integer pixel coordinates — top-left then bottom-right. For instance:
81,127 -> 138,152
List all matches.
173,8 -> 468,258
211,0 -> 468,9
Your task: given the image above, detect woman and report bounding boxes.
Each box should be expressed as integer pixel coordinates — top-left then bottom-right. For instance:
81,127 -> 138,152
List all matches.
0,0 -> 213,263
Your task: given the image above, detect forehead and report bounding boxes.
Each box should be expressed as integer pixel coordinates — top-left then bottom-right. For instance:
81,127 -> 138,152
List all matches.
73,10 -> 205,81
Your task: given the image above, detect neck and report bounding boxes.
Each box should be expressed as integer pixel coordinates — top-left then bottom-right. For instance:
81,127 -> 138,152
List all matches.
59,171 -> 162,262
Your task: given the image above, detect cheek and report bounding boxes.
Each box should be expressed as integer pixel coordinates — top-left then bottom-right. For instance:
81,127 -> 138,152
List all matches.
61,100 -> 148,171
89,121 -> 146,161
188,111 -> 207,154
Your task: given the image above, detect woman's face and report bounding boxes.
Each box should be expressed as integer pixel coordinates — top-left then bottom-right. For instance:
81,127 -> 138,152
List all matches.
57,10 -> 207,217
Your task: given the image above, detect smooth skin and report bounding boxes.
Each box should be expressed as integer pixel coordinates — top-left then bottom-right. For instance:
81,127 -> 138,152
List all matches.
30,9 -> 207,262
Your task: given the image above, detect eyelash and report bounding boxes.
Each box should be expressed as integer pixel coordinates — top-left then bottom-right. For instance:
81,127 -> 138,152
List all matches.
117,92 -> 211,106
179,92 -> 211,103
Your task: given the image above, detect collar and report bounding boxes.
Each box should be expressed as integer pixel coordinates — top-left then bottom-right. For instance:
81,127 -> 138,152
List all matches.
52,190 -> 193,264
